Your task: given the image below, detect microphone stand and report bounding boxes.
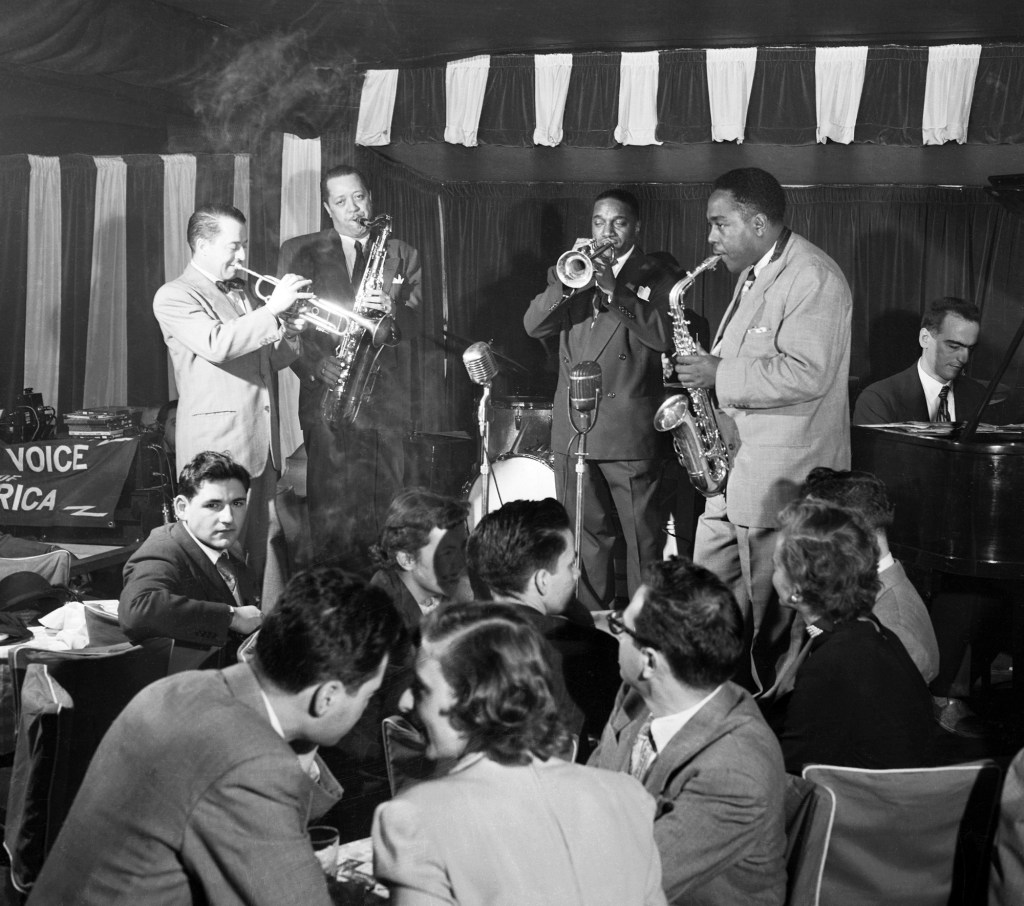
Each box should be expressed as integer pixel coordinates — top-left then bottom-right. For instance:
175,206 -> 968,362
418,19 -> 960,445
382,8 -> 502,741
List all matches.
477,384 -> 492,520
568,397 -> 599,583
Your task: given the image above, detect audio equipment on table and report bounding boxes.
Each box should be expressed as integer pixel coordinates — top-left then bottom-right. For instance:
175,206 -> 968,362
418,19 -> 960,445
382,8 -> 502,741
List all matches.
0,388 -> 56,444
653,254 -> 733,497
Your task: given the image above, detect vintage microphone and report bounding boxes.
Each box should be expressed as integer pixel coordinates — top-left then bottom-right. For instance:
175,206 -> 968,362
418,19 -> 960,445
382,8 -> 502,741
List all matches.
463,342 -> 500,521
567,361 -> 602,571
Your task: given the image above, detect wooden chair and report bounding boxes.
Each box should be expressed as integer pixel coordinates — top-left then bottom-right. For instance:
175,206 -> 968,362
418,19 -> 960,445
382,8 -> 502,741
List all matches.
3,639 -> 173,893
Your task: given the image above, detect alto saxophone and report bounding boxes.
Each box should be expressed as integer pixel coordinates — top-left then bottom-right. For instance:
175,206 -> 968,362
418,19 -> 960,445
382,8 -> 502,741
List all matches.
653,254 -> 732,497
320,214 -> 397,428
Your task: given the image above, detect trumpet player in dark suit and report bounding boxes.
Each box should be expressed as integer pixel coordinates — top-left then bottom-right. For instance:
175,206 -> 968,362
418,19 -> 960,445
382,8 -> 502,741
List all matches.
524,189 -> 676,610
278,165 -> 422,566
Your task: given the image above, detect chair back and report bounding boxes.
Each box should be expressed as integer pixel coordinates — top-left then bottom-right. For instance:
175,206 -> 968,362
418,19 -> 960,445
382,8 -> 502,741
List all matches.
783,774 -> 835,906
801,761 -> 1003,906
0,551 -> 72,587
3,639 -> 173,893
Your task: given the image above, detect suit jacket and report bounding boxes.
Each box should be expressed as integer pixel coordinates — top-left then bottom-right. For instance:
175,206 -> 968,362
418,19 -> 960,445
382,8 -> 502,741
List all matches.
28,664 -> 342,906
590,683 -> 787,906
153,263 -> 300,478
875,558 -> 940,683
277,228 -> 421,433
713,231 -> 852,527
770,615 -> 934,775
373,754 -> 666,906
524,247 -> 674,460
119,522 -> 255,648
853,361 -> 991,425
991,746 -> 1024,906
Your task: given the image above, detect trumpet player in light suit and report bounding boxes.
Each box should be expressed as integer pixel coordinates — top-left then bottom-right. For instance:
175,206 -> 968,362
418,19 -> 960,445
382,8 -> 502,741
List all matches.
524,188 -> 677,611
278,165 -> 422,566
674,168 -> 852,694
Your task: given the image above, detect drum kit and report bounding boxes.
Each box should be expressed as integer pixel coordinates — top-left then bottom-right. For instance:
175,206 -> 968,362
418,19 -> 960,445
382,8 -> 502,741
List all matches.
465,395 -> 556,527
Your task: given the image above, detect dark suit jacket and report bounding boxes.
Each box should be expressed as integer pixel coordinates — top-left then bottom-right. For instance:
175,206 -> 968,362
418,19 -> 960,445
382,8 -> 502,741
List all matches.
590,683 -> 787,906
517,607 -> 621,757
277,228 -> 421,433
524,246 -> 674,460
853,362 -> 991,425
119,522 -> 255,648
28,664 -> 341,906
769,615 -> 934,774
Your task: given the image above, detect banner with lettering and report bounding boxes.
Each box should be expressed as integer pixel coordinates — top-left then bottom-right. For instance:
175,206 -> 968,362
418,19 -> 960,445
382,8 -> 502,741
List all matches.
0,437 -> 140,527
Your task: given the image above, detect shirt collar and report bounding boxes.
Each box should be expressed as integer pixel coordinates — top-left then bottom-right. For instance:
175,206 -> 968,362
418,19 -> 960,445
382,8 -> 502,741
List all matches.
182,522 -> 224,567
258,687 -> 286,738
649,684 -> 723,753
749,242 -> 775,279
917,359 -> 951,419
611,244 -> 635,277
877,551 -> 895,572
192,262 -> 224,287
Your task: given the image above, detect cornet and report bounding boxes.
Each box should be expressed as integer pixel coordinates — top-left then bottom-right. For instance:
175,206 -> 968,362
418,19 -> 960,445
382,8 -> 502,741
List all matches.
232,265 -> 386,340
555,237 -> 616,289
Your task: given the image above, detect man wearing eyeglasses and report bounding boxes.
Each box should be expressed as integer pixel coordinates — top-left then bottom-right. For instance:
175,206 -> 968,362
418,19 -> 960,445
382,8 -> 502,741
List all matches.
593,557 -> 786,906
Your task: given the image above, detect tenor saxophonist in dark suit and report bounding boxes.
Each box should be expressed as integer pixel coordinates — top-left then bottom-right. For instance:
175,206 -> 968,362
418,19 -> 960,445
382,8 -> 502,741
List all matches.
524,189 -> 675,610
278,165 -> 422,565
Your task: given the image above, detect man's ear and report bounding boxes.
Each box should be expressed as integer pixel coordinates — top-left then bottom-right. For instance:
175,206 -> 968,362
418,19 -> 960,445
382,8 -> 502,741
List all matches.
533,568 -> 549,598
172,495 -> 188,522
639,647 -> 658,681
309,680 -> 343,718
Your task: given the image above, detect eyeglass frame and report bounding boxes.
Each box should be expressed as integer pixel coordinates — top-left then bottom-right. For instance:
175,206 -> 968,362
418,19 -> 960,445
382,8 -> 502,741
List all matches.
606,610 -> 659,650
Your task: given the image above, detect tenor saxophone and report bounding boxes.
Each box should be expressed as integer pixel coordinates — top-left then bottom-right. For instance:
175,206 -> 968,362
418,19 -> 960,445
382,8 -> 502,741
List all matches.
320,214 -> 397,428
653,254 -> 732,497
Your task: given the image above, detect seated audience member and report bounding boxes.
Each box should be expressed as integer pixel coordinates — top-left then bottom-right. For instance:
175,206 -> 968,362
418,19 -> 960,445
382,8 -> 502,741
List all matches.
369,487 -> 471,628
799,467 -> 938,683
766,499 -> 934,774
29,568 -> 406,906
590,557 -> 786,906
119,451 -> 263,661
991,745 -> 1024,906
373,602 -> 666,906
467,498 -> 620,757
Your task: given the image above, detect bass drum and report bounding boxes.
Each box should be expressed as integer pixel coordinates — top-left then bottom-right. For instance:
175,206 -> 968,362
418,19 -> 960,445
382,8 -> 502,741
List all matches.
489,396 -> 553,460
465,454 -> 556,529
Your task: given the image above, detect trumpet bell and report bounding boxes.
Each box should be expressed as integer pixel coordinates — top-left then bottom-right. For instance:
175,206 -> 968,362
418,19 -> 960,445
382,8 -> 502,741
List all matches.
556,250 -> 597,289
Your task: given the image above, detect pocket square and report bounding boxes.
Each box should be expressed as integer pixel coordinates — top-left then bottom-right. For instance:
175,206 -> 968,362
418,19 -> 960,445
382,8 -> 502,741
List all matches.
636,285 -> 651,301
747,325 -> 771,335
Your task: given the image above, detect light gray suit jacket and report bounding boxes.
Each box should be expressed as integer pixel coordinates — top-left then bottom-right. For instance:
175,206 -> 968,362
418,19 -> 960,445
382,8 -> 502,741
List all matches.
590,683 -> 787,906
153,263 -> 300,478
714,231 -> 852,527
373,755 -> 667,906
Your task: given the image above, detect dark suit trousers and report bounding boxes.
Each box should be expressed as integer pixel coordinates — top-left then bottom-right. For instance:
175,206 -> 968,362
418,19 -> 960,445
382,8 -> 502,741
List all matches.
306,421 -> 404,568
555,453 -> 668,610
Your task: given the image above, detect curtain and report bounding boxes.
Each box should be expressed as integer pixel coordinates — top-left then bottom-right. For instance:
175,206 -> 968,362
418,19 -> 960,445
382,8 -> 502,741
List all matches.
26,156 -> 62,407
615,51 -> 661,146
856,47 -> 927,144
706,47 -> 758,143
83,156 -> 128,407
658,50 -> 710,144
923,44 -> 981,146
969,45 -> 1024,143
356,69 -> 399,147
746,47 -> 816,144
816,47 -> 868,144
562,53 -> 620,147
478,55 -> 533,147
534,54 -> 573,147
0,157 -> 31,410
445,55 -> 491,147
392,66 -> 445,143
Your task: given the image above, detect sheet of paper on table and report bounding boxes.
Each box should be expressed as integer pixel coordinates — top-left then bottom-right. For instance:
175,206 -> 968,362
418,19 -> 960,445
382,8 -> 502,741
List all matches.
335,837 -> 388,900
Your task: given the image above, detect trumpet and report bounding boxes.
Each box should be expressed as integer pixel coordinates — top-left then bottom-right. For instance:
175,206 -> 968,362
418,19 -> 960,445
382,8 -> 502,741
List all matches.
232,265 -> 387,341
555,237 -> 616,289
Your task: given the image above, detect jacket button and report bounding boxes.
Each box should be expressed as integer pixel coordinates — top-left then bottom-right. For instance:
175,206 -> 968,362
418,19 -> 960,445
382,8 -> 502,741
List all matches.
618,353 -> 627,360
607,392 -> 616,399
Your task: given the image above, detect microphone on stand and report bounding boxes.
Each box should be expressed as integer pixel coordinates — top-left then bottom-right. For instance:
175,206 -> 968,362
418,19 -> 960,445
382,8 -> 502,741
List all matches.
463,342 -> 500,522
569,360 -> 602,433
463,342 -> 499,387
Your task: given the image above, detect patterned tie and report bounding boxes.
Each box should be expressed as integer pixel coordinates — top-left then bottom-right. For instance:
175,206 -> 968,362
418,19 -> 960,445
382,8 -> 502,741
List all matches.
715,267 -> 756,347
935,384 -> 951,423
629,715 -> 657,782
351,240 -> 366,285
217,553 -> 243,607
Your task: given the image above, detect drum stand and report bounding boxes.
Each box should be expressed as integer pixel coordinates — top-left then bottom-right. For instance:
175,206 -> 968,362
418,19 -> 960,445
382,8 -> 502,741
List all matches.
568,407 -> 598,576
476,386 -> 492,518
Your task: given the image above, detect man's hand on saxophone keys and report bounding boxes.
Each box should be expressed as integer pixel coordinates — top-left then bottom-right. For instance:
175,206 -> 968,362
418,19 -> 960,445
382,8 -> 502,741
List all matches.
316,355 -> 345,387
674,353 -> 721,390
359,287 -> 394,316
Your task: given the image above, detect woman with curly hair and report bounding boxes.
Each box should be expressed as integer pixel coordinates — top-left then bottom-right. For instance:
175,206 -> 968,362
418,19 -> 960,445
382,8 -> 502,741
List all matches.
372,602 -> 666,905
767,499 -> 934,774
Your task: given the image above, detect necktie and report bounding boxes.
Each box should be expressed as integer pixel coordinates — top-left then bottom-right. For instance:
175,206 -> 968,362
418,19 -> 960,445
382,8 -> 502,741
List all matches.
715,267 -> 755,347
351,240 -> 366,285
217,553 -> 243,607
935,384 -> 951,423
629,715 -> 657,781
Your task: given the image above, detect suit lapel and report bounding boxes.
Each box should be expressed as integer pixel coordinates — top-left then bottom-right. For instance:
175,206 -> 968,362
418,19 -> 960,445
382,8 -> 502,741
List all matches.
170,522 -> 235,604
183,264 -> 240,324
582,249 -> 646,361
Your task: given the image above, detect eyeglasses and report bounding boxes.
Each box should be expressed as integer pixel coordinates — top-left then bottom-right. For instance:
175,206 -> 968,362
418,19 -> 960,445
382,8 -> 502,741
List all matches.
607,610 -> 657,649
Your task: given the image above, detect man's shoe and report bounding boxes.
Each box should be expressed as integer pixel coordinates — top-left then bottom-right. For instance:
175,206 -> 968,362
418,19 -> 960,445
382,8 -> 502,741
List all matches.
932,697 -> 988,739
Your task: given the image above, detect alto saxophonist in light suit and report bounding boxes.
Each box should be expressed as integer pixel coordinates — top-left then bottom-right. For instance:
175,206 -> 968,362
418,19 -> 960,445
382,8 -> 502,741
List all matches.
278,165 -> 422,566
674,168 -> 852,694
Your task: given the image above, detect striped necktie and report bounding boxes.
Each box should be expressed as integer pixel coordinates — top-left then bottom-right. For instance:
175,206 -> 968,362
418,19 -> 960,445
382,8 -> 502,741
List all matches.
217,553 -> 243,607
629,715 -> 656,781
935,384 -> 951,423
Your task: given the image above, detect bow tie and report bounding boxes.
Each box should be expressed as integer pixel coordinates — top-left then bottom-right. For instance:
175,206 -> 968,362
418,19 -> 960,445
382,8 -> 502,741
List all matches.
216,277 -> 246,294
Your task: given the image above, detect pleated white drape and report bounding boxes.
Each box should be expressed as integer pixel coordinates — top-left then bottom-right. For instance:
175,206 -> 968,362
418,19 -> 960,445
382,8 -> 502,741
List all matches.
161,154 -> 197,398
923,44 -> 981,145
356,70 -> 399,146
83,157 -> 127,407
277,134 -> 322,459
815,46 -> 868,144
615,51 -> 662,146
533,54 -> 573,147
706,47 -> 758,143
445,55 -> 490,147
25,156 -> 62,407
